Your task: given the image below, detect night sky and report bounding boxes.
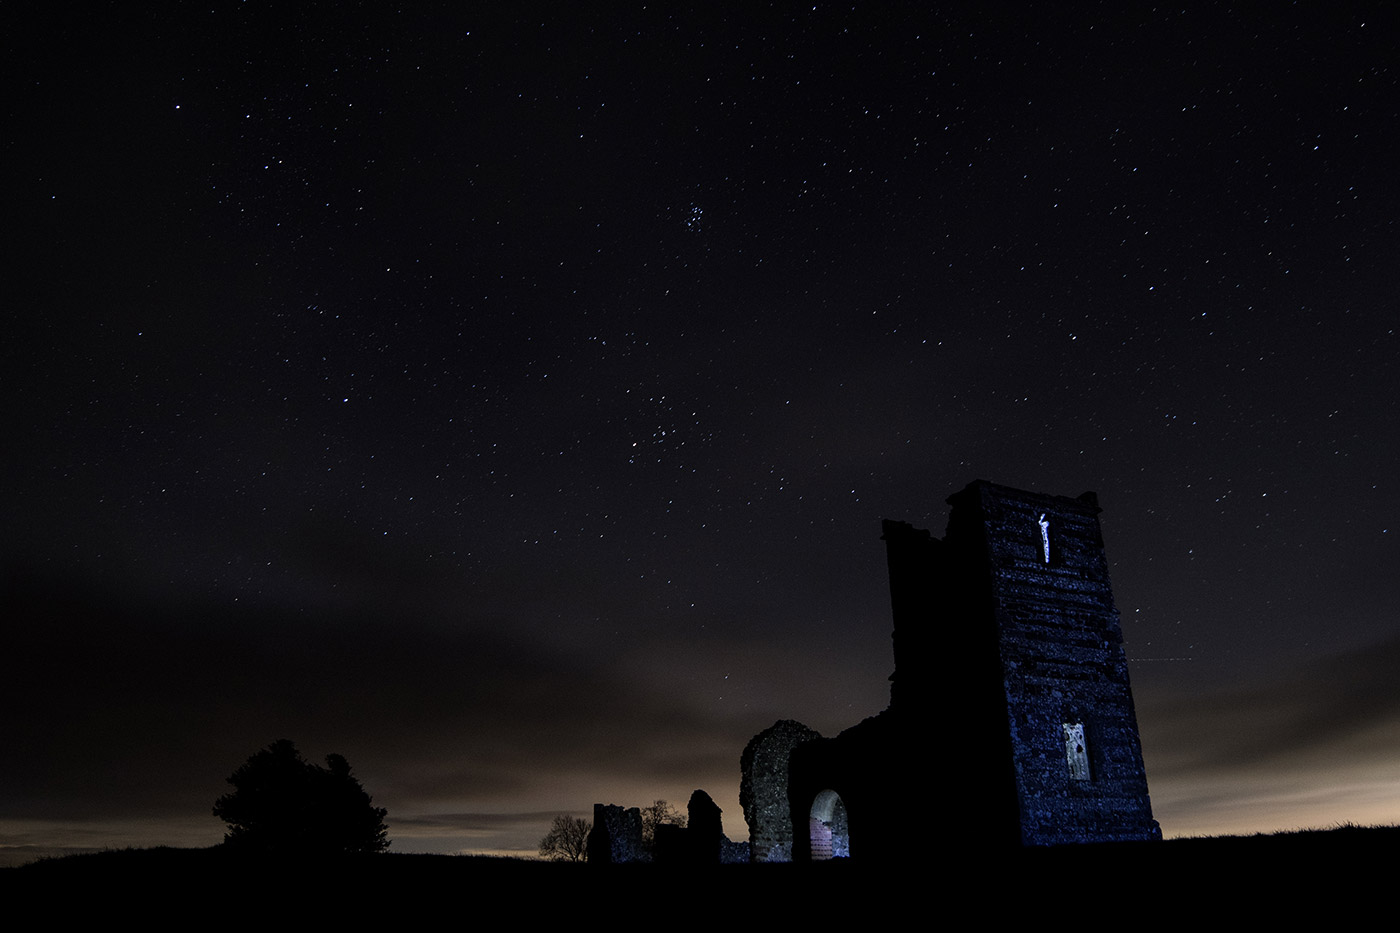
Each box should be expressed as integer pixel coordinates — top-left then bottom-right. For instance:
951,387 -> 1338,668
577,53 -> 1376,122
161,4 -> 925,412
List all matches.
5,4 -> 1398,861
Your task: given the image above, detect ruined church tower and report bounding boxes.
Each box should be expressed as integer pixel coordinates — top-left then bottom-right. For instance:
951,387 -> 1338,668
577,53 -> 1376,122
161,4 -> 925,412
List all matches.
884,481 -> 1160,845
766,480 -> 1159,861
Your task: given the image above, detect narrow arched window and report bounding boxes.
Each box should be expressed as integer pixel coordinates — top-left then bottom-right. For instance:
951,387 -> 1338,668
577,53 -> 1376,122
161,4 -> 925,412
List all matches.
1064,722 -> 1090,781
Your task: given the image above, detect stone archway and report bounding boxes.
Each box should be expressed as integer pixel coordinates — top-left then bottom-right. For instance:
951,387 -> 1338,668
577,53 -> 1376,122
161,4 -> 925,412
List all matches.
808,789 -> 850,859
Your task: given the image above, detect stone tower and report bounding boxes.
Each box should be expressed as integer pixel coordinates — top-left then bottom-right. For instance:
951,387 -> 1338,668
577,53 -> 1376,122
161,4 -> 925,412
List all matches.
767,480 -> 1159,861
922,480 -> 1161,845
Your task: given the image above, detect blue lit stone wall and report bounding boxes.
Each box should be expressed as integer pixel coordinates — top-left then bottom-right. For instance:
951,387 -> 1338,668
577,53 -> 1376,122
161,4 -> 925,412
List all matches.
949,481 -> 1161,845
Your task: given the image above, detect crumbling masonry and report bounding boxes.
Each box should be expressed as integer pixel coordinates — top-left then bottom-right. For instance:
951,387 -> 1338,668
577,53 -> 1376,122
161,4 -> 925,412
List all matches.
742,480 -> 1161,860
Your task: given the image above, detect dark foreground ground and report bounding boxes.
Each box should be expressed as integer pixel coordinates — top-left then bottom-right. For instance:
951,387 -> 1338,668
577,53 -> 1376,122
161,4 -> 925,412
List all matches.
6,827 -> 1394,921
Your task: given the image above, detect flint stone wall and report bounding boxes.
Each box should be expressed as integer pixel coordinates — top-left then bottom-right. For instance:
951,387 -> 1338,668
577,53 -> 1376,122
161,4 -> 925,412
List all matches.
740,719 -> 821,862
586,803 -> 644,863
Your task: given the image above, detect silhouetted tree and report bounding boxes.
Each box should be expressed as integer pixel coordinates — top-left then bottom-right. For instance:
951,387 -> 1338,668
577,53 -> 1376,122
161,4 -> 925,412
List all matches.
640,798 -> 686,848
538,814 -> 590,861
213,739 -> 389,854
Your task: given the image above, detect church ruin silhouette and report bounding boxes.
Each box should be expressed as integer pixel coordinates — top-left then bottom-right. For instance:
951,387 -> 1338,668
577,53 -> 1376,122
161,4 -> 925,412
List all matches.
742,480 -> 1161,860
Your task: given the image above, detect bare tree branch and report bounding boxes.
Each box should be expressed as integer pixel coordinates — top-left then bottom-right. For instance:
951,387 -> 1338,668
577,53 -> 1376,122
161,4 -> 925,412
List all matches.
538,814 -> 590,862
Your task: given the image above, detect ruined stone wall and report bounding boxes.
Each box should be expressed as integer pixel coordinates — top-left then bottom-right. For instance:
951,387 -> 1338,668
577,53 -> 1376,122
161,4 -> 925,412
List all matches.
586,804 -> 644,863
740,719 -> 820,862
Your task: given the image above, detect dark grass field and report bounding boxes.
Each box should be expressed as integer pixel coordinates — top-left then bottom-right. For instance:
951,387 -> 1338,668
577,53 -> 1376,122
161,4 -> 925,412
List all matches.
7,826 -> 1395,920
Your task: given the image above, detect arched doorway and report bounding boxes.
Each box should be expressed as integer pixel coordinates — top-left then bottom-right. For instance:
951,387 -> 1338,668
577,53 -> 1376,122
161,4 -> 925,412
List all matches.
808,789 -> 850,859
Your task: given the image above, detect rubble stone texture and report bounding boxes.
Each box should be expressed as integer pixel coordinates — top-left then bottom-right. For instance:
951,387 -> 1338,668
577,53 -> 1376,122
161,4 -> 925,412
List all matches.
955,482 -> 1160,844
740,719 -> 821,862
586,803 -> 644,863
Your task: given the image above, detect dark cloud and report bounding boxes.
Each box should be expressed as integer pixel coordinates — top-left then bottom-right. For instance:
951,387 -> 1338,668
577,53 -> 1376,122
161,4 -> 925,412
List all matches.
2,560 -> 784,825
1144,634 -> 1400,777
